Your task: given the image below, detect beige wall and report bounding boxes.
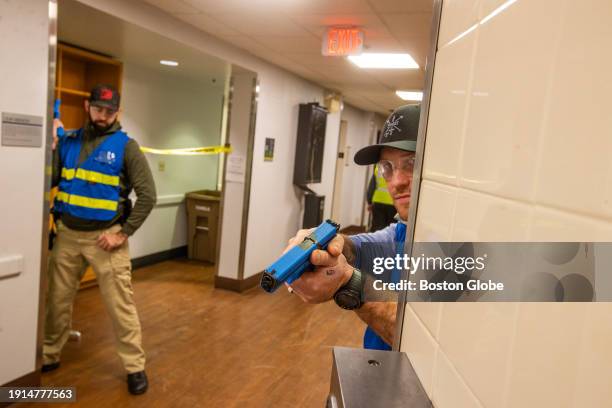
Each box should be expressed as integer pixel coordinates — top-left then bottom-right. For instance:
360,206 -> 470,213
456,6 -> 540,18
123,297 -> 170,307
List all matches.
401,0 -> 612,407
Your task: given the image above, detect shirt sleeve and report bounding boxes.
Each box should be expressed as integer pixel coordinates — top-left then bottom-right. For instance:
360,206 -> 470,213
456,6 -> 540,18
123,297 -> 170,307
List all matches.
349,224 -> 397,269
121,139 -> 157,236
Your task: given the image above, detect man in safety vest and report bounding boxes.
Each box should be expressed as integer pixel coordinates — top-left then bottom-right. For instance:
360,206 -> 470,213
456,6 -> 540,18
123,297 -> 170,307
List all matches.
44,84 -> 156,395
366,164 -> 396,232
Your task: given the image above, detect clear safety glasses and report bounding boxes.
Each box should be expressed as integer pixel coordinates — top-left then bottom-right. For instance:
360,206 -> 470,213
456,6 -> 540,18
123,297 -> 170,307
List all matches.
377,156 -> 415,181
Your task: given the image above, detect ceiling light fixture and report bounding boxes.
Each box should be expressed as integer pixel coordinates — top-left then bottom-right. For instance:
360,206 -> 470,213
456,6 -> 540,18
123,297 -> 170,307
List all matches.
160,60 -> 179,67
348,53 -> 419,69
395,90 -> 423,101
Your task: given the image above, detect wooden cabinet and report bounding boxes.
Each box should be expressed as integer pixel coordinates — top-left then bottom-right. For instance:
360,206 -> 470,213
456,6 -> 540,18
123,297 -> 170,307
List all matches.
53,43 -> 123,288
55,43 -> 122,128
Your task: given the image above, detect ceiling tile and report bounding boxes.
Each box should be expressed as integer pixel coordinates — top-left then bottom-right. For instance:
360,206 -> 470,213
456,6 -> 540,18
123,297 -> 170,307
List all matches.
367,0 -> 433,13
362,36 -> 405,52
184,0 -> 374,15
283,53 -> 351,68
290,13 -> 387,37
288,0 -> 374,14
372,70 -> 425,89
182,0 -> 279,15
218,35 -> 274,55
397,37 -> 430,65
251,35 -> 322,54
380,12 -> 432,39
143,0 -> 201,14
316,68 -> 383,86
174,13 -> 242,37
209,14 -> 311,36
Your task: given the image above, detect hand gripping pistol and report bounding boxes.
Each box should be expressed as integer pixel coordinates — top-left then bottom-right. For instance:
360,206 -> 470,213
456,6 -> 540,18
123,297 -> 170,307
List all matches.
260,219 -> 340,293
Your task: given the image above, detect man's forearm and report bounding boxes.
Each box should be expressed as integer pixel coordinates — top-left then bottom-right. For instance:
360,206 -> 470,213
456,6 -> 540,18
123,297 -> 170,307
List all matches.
355,302 -> 397,346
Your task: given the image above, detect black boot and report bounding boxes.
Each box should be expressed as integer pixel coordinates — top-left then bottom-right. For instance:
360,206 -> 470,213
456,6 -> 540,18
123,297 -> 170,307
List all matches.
41,362 -> 60,373
127,370 -> 148,395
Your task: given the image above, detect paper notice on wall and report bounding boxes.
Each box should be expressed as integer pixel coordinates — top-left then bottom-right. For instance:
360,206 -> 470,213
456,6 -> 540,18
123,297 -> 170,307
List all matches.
226,154 -> 246,183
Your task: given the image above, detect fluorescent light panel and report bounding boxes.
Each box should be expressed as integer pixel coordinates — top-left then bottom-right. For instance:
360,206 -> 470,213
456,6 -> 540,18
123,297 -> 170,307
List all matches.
348,53 -> 419,69
396,90 -> 423,101
160,60 -> 179,66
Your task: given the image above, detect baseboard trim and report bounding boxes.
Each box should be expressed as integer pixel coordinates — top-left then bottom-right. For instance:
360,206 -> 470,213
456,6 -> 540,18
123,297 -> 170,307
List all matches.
131,246 -> 188,270
214,272 -> 263,293
1,370 -> 40,408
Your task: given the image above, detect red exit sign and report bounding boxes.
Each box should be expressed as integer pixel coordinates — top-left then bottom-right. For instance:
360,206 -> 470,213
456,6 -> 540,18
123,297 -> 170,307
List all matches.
322,27 -> 364,56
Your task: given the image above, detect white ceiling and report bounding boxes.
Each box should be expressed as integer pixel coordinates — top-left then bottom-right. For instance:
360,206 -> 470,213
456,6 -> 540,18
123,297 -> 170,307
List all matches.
142,0 -> 433,114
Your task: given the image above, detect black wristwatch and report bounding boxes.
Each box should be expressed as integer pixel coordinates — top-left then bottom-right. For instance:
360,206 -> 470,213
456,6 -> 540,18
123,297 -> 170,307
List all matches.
334,268 -> 363,310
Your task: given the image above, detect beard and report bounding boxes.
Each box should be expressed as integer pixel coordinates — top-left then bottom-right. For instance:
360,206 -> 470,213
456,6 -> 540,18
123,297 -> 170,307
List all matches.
88,113 -> 115,133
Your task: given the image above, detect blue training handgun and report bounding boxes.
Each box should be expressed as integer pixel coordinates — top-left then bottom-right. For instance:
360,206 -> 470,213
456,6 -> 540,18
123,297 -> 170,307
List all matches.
260,219 -> 341,293
53,99 -> 65,138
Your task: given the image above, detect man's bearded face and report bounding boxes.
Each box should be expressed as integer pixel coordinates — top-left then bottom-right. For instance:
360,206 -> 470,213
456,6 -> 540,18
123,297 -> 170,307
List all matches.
87,103 -> 118,131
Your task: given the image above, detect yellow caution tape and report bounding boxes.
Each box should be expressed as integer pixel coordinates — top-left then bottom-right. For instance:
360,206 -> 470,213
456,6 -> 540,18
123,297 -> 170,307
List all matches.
140,145 -> 232,155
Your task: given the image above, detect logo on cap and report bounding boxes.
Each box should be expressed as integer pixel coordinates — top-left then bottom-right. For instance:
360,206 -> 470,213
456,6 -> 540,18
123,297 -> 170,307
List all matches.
100,89 -> 113,101
383,114 -> 403,139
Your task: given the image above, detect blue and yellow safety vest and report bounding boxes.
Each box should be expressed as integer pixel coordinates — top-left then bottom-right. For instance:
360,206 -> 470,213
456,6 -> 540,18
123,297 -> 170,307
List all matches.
372,165 -> 393,205
55,129 -> 129,221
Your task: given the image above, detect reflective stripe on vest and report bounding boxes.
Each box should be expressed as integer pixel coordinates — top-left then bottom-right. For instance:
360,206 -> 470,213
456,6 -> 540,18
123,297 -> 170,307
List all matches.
55,128 -> 129,221
372,165 -> 394,205
61,167 -> 120,187
56,191 -> 119,211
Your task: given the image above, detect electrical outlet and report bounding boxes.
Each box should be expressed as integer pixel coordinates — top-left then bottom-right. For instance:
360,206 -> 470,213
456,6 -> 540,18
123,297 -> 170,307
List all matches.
158,160 -> 165,172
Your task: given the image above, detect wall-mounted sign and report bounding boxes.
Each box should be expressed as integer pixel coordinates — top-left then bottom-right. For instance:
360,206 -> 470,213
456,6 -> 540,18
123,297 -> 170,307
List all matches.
322,27 -> 364,56
264,138 -> 275,162
226,154 -> 246,183
1,112 -> 43,147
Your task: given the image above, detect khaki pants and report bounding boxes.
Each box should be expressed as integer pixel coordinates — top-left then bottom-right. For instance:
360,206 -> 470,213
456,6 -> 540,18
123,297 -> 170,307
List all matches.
43,221 -> 145,373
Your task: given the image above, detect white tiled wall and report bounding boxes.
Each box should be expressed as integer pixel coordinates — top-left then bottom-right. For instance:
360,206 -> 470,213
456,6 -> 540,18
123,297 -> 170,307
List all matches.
402,0 -> 612,406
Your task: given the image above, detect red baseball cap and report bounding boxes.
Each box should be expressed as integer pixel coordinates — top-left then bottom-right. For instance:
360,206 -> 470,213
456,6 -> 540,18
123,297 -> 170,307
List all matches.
89,84 -> 120,110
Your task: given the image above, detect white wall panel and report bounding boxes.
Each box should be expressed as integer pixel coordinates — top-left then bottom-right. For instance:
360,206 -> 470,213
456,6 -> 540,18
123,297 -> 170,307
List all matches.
422,29 -> 475,186
0,0 -> 50,385
404,0 -> 612,406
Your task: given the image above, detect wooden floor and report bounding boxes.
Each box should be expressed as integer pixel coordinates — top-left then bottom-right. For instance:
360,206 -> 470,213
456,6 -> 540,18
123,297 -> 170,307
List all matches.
32,259 -> 365,407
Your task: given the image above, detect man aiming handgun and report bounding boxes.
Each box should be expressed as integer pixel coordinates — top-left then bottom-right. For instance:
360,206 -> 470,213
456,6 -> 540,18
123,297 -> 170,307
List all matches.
283,104 -> 419,350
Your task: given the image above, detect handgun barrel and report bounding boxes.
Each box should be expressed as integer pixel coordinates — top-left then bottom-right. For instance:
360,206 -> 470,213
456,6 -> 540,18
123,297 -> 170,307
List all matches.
260,219 -> 340,293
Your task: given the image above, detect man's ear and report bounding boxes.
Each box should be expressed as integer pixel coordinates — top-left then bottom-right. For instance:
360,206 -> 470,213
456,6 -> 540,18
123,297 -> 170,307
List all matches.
84,99 -> 90,112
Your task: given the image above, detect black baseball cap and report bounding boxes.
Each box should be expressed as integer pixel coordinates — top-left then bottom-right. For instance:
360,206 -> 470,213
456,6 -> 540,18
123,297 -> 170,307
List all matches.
89,84 -> 120,110
354,104 -> 420,165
